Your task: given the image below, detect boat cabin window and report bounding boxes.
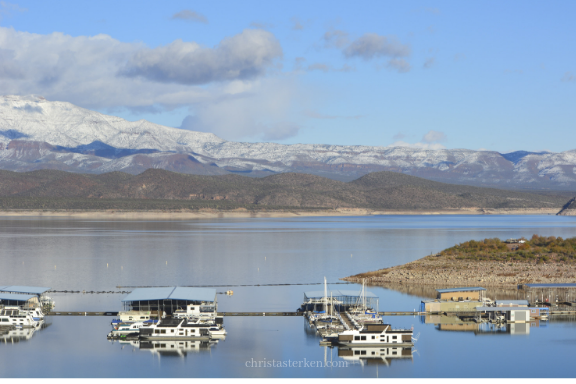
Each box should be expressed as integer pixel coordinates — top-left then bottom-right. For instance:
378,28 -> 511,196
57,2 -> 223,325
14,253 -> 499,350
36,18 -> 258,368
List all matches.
361,351 -> 366,355
354,351 -> 360,355
361,336 -> 366,341
392,335 -> 397,340
354,336 -> 360,341
372,336 -> 376,339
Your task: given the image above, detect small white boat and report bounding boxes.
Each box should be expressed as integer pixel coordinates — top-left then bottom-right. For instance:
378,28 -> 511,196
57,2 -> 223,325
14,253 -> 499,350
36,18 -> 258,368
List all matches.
111,310 -> 163,329
107,322 -> 151,338
208,325 -> 227,339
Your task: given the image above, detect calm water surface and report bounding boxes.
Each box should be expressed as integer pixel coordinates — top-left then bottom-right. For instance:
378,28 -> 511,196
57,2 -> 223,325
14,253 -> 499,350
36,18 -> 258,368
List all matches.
1,215 -> 575,378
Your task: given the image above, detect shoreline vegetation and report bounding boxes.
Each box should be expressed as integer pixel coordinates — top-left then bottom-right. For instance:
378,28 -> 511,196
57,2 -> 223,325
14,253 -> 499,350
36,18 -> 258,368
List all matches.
0,207 -> 562,219
343,235 -> 576,289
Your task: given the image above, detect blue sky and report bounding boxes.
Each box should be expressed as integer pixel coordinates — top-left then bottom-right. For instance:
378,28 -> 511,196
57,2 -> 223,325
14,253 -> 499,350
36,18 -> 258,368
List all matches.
1,1 -> 574,152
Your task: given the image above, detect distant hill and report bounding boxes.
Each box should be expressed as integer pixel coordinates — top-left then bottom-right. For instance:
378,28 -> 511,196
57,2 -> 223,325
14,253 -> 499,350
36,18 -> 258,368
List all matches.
0,169 -> 570,211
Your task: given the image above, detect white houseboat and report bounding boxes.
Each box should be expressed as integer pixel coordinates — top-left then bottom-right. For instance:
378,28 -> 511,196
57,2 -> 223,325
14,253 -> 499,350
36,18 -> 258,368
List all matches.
139,318 -> 212,341
0,306 -> 39,328
336,324 -> 414,347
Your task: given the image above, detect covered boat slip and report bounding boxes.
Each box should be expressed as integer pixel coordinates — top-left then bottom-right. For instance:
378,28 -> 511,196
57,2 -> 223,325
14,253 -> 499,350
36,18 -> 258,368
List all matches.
121,287 -> 217,315
0,293 -> 38,308
518,283 -> 576,305
0,286 -> 52,309
302,290 -> 379,312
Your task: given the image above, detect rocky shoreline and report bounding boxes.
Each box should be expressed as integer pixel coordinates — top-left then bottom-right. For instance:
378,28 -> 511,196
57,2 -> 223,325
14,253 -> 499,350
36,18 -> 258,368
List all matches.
343,254 -> 576,289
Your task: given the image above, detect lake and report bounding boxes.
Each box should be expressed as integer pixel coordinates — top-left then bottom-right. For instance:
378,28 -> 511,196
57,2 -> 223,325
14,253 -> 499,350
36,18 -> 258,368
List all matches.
1,215 -> 576,378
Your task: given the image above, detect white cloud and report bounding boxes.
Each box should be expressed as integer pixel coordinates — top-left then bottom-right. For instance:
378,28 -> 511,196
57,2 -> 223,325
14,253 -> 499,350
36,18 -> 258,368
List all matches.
323,29 -> 349,49
324,31 -> 411,73
343,33 -> 410,60
0,26 -> 282,111
180,77 -> 303,141
422,130 -> 447,143
388,140 -> 446,150
171,10 -> 208,23
0,1 -> 26,20
388,130 -> 447,149
387,58 -> 411,73
121,29 -> 282,85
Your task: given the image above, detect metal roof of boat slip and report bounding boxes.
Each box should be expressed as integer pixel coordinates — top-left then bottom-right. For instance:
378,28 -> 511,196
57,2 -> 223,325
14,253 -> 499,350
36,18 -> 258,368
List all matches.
121,287 -> 216,302
0,293 -> 36,302
304,290 -> 378,299
0,286 -> 51,295
436,287 -> 486,293
523,283 -> 576,288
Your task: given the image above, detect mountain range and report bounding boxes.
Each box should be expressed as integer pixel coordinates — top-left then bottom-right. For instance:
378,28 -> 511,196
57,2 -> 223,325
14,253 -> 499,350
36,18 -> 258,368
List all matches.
1,95 -> 576,191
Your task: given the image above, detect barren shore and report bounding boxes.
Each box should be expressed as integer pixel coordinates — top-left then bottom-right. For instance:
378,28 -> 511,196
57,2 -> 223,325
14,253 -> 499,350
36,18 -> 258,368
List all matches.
343,254 -> 576,289
0,207 -> 559,220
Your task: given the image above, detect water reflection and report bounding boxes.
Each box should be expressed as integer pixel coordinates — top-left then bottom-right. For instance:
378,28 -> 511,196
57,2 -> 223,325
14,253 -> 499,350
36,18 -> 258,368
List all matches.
109,338 -> 221,358
422,314 -> 548,336
373,282 -> 521,301
0,319 -> 50,343
337,345 -> 415,366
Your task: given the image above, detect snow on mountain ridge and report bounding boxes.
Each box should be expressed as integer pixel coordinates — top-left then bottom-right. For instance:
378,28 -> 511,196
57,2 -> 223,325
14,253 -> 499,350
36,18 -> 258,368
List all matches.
0,95 -> 226,151
1,95 -> 576,188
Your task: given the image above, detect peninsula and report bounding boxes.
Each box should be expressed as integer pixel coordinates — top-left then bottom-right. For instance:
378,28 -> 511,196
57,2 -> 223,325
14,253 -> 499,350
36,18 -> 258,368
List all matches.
343,235 -> 576,288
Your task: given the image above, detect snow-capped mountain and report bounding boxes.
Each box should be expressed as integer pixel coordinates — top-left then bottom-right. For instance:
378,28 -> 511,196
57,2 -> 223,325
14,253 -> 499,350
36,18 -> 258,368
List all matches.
1,95 -> 575,189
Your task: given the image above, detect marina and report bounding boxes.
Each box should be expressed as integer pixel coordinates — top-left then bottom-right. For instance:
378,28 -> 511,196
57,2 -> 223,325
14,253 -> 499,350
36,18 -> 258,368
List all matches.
2,215 -> 576,378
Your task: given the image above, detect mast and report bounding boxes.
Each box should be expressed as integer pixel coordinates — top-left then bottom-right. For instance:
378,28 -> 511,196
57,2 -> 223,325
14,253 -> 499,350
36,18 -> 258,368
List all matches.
331,292 -> 333,317
324,276 -> 328,313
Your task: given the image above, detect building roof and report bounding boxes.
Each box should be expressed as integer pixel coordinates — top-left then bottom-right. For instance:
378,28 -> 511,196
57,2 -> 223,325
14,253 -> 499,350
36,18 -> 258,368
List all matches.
476,307 -> 531,312
495,300 -> 529,305
304,290 -> 378,299
436,287 -> 486,293
523,283 -> 576,288
122,287 -> 216,303
0,286 -> 51,295
0,293 -> 36,302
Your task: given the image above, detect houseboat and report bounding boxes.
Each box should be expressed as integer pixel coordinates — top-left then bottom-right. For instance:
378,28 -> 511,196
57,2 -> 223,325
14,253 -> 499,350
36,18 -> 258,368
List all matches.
139,318 -> 212,341
335,323 -> 414,347
0,306 -> 39,328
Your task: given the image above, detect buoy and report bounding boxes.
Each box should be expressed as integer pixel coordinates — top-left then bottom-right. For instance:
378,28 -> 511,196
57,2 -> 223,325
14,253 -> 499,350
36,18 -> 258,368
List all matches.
107,263 -> 108,268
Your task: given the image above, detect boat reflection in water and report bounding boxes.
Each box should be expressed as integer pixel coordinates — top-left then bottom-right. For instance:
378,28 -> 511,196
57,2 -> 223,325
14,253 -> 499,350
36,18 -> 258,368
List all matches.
0,319 -> 49,344
336,345 -> 415,366
423,314 -> 544,336
110,337 -> 223,358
